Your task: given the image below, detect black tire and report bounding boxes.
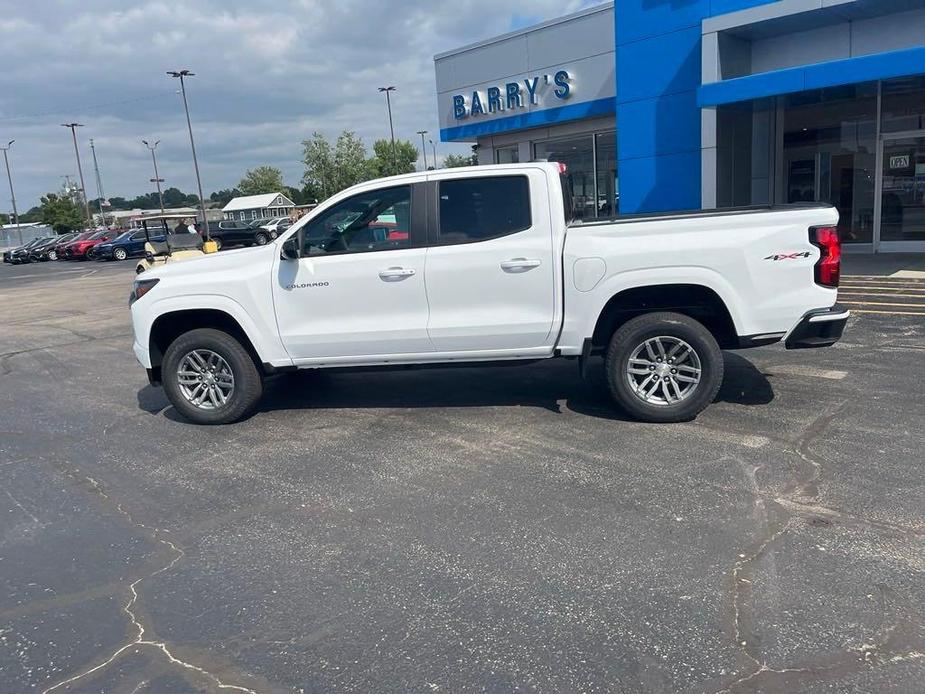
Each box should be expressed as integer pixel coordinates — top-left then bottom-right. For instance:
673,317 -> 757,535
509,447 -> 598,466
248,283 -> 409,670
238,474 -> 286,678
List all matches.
162,328 -> 263,425
605,312 -> 723,423
254,231 -> 269,246
213,238 -> 223,251
113,247 -> 128,261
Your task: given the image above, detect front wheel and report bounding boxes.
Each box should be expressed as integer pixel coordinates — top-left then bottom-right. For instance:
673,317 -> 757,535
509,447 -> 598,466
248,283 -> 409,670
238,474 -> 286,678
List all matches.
605,312 -> 723,423
162,328 -> 263,425
48,250 -> 57,261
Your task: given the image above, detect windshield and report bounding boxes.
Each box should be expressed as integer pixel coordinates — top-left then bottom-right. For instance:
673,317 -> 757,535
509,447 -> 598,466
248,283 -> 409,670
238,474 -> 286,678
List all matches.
248,218 -> 271,228
88,230 -> 109,240
111,231 -> 133,243
70,232 -> 94,241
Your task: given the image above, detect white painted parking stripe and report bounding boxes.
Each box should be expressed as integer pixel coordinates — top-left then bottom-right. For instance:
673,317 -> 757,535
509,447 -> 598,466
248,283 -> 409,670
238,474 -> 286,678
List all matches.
768,364 -> 848,380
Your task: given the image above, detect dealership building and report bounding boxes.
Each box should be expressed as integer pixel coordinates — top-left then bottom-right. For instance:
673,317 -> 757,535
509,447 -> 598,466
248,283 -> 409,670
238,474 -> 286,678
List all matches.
435,0 -> 925,253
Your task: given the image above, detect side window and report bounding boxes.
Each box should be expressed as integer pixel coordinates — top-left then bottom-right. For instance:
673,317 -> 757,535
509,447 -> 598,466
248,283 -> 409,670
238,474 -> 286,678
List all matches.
437,176 -> 531,245
302,185 -> 412,256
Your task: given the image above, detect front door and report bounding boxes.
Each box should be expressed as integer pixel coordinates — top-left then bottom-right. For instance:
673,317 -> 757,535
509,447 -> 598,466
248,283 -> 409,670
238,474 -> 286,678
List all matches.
876,131 -> 925,252
272,182 -> 433,363
424,171 -> 558,355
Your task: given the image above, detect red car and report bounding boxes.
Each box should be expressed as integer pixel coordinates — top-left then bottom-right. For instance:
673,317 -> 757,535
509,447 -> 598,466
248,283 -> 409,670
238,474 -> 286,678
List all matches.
63,230 -> 112,259
54,231 -> 94,260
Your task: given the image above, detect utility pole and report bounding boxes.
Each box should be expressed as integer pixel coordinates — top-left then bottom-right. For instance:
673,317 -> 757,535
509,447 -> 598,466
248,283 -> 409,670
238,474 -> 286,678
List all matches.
167,70 -> 210,240
416,130 -> 428,170
61,123 -> 93,229
429,139 -> 437,169
89,139 -> 107,227
0,140 -> 22,245
142,140 -> 166,214
378,86 -> 397,170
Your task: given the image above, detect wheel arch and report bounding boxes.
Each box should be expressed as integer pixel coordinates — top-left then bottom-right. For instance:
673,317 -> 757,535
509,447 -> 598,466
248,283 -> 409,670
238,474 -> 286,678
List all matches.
148,308 -> 263,383
590,283 -> 739,350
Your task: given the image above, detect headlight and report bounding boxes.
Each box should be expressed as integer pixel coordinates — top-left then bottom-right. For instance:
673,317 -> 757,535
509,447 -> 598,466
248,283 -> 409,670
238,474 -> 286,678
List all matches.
130,278 -> 160,305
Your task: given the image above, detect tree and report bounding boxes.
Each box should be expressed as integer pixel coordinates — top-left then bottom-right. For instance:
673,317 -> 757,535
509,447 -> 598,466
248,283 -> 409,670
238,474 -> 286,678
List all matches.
368,139 -> 418,178
39,193 -> 85,233
302,130 -> 371,200
210,188 -> 241,207
237,166 -> 284,196
443,153 -> 476,168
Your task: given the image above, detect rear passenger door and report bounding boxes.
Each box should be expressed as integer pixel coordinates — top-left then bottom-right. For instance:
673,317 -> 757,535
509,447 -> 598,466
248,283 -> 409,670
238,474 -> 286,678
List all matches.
424,171 -> 557,354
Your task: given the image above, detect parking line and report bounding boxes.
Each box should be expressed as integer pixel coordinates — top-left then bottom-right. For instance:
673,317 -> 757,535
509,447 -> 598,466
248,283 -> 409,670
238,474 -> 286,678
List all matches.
839,285 -> 925,292
839,300 -> 925,308
850,309 -> 925,316
767,364 -> 848,380
839,292 -> 925,299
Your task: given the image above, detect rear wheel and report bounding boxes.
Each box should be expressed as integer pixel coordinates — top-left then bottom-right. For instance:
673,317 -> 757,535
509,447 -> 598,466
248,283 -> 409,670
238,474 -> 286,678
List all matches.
162,328 -> 263,425
113,247 -> 128,261
254,231 -> 269,246
605,312 -> 723,423
213,238 -> 223,251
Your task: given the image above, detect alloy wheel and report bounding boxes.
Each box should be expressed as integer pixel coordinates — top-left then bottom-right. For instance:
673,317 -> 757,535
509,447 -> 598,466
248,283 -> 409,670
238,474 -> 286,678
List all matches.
176,349 -> 235,410
625,336 -> 702,406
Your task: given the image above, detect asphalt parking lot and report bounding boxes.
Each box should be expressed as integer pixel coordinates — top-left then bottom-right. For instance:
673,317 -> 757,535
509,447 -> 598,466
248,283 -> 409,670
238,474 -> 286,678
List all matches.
1,258 -> 923,693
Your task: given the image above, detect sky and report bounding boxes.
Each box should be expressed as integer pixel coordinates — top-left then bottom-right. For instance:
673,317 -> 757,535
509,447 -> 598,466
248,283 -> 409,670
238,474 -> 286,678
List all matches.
0,0 -> 600,210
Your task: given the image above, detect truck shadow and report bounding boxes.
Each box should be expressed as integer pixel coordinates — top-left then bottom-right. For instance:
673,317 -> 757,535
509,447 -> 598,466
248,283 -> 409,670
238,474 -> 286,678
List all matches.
150,351 -> 771,423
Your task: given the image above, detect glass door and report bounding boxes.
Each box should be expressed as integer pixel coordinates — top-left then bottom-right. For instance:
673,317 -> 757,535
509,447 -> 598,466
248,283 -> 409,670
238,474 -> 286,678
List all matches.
875,130 -> 925,252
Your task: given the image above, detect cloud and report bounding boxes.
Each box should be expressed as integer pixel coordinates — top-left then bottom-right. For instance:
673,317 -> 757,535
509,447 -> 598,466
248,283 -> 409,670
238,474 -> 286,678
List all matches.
0,0 -> 600,208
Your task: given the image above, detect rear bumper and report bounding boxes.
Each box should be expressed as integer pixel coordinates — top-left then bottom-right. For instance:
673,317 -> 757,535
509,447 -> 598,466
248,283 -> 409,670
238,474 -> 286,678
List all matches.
785,305 -> 849,349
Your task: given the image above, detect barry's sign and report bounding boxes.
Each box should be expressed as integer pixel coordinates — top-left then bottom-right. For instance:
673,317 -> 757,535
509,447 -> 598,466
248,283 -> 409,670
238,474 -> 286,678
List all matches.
452,70 -> 572,120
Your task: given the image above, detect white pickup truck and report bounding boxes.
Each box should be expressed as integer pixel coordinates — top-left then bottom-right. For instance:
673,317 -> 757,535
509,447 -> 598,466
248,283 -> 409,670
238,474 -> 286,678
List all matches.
130,163 -> 848,425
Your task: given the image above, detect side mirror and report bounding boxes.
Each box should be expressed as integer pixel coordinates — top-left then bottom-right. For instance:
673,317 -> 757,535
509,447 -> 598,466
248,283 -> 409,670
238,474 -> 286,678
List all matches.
280,231 -> 302,260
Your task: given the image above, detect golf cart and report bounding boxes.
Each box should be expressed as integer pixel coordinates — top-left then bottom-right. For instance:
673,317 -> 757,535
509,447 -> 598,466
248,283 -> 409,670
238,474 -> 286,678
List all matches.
134,214 -> 206,274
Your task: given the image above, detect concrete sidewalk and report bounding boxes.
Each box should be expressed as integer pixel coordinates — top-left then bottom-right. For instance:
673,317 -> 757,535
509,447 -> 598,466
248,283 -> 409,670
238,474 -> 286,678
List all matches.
842,252 -> 925,277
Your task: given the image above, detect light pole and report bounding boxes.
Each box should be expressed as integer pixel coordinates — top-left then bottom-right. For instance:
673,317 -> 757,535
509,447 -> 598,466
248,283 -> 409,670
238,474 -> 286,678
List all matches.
142,140 -> 165,214
89,139 -> 107,227
61,123 -> 93,229
168,69 -> 209,240
416,130 -> 428,170
378,86 -> 397,169
0,140 -> 22,245
429,139 -> 437,169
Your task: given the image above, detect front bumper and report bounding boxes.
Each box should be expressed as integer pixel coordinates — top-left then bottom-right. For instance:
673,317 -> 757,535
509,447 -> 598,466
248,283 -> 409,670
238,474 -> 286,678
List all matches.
785,305 -> 849,349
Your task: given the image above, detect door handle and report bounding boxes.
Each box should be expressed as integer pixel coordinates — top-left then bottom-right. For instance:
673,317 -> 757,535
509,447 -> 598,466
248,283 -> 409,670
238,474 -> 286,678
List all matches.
500,258 -> 542,272
379,266 -> 416,281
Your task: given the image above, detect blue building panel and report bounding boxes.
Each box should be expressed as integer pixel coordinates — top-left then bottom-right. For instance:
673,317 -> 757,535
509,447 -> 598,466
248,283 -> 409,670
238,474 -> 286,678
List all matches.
699,44 -> 925,106
619,150 -> 703,214
616,90 -> 701,161
616,26 -> 702,104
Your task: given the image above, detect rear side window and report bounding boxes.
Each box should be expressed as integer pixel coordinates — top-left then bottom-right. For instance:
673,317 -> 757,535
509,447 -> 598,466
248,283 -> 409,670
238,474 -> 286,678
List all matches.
437,176 -> 531,245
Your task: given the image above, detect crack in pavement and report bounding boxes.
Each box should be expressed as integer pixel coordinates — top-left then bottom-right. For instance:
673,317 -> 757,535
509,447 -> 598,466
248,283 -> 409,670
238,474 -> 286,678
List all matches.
40,476 -> 258,694
712,401 -> 925,692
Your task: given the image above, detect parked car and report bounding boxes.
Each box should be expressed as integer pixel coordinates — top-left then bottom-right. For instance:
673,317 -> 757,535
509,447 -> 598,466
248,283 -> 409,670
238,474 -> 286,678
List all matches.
259,217 -> 292,237
30,233 -> 79,261
96,229 -> 163,261
53,231 -> 93,260
130,162 -> 848,425
63,230 -> 112,259
208,219 -> 279,250
4,236 -> 51,264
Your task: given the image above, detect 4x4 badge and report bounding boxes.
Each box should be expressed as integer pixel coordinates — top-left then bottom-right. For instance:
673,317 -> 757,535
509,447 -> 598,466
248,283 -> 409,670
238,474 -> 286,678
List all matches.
764,252 -> 812,261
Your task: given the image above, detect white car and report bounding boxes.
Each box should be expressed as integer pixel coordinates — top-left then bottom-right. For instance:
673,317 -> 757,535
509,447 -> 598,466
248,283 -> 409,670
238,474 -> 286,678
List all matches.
259,217 -> 291,236
130,163 -> 847,424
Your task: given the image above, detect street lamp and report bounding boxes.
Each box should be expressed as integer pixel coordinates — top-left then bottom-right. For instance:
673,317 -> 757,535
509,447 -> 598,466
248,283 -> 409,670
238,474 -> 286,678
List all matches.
0,140 -> 22,245
378,86 -> 397,168
416,130 -> 428,170
167,69 -> 209,240
142,140 -> 166,214
89,139 -> 107,227
429,139 -> 437,169
61,123 -> 94,229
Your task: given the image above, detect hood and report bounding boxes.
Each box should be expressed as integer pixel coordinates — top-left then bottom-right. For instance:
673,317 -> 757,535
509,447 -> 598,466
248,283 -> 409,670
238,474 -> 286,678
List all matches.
146,243 -> 275,281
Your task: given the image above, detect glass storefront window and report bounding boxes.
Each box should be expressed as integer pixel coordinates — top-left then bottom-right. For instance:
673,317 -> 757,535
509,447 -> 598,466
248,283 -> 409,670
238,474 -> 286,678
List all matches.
596,131 -> 618,216
535,136 -> 595,219
882,76 -> 925,134
534,132 -> 617,219
779,83 -> 877,243
494,146 -> 519,164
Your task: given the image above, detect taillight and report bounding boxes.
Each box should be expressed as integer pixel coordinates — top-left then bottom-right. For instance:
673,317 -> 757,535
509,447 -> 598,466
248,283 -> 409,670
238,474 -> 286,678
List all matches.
810,225 -> 840,288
